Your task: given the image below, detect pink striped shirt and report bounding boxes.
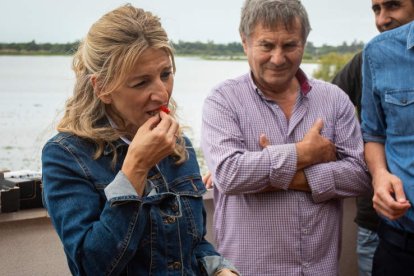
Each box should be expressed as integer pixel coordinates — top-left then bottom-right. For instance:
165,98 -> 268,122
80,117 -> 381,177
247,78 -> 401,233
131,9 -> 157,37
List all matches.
201,70 -> 371,275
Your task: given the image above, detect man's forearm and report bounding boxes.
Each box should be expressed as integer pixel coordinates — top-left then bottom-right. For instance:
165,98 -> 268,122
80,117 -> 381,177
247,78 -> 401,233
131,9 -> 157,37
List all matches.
364,142 -> 387,177
262,170 -> 310,192
288,170 -> 310,192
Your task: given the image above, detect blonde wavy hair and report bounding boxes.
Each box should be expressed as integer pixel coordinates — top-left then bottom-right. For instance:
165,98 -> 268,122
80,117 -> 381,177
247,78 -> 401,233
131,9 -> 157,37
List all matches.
58,4 -> 187,164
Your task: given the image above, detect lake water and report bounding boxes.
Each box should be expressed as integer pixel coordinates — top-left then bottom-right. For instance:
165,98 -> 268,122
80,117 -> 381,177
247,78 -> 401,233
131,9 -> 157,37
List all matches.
0,55 -> 318,171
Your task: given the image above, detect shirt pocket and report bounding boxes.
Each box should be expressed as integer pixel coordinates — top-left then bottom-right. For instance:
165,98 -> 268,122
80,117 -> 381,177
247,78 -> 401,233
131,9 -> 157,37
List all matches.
384,90 -> 414,135
169,176 -> 206,243
169,174 -> 206,197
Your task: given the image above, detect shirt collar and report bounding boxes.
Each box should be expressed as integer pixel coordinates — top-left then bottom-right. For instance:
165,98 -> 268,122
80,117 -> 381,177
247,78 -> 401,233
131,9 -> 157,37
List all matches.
296,68 -> 312,95
249,67 -> 312,97
100,116 -> 129,155
407,21 -> 414,50
107,115 -> 131,145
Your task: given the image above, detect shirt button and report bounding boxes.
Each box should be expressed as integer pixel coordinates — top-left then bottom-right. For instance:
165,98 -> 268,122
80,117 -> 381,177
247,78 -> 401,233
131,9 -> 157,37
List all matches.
302,228 -> 308,234
303,262 -> 310,268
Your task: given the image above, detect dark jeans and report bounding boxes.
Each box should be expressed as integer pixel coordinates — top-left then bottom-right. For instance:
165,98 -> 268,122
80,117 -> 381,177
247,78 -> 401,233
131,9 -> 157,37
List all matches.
372,222 -> 414,276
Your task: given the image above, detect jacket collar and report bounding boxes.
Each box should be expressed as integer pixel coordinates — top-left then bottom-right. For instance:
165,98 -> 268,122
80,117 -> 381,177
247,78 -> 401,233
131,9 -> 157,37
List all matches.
407,21 -> 414,50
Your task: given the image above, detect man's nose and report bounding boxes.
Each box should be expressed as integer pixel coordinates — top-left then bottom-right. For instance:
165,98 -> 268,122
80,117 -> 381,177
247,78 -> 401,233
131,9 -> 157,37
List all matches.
376,10 -> 392,31
270,48 -> 286,65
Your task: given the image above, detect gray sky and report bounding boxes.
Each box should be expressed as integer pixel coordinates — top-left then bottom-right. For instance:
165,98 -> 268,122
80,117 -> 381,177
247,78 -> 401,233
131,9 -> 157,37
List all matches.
1,0 -> 378,46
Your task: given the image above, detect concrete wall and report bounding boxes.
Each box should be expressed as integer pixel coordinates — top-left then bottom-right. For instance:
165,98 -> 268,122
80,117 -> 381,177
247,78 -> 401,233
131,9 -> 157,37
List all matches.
0,197 -> 358,276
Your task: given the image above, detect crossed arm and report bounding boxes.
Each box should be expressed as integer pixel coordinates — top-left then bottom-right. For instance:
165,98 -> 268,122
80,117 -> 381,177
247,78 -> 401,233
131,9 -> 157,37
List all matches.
203,119 -> 336,193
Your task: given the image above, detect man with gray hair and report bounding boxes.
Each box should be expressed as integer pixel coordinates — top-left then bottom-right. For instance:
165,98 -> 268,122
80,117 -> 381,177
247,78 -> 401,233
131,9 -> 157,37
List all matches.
201,0 -> 371,274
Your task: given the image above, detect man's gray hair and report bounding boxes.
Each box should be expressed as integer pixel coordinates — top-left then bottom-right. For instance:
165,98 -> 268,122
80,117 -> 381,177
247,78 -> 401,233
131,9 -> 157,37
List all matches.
239,0 -> 311,41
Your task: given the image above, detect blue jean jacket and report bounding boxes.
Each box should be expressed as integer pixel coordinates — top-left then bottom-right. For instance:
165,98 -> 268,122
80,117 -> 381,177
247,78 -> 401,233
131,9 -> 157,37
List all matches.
42,132 -> 236,275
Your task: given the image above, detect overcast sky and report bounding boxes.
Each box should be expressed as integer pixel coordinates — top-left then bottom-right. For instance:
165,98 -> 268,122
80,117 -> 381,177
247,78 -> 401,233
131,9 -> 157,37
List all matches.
1,0 -> 378,46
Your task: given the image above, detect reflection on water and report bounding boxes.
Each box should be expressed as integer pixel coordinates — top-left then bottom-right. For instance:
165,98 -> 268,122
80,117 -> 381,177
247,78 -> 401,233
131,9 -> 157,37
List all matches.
0,55 -> 319,171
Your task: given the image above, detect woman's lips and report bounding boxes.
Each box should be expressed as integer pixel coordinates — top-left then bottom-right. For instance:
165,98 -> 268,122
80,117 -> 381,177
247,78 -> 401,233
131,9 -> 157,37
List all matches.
147,106 -> 170,116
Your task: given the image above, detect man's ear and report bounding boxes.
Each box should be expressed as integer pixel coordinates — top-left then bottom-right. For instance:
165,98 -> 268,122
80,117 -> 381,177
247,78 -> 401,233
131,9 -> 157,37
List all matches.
91,75 -> 112,104
241,34 -> 248,55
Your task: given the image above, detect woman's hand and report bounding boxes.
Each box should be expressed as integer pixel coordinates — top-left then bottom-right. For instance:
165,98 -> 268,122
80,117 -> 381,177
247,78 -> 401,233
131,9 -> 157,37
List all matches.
122,111 -> 178,194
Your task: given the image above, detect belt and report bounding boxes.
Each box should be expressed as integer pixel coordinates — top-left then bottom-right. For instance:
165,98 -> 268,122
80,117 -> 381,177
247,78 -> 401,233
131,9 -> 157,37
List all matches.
378,222 -> 414,253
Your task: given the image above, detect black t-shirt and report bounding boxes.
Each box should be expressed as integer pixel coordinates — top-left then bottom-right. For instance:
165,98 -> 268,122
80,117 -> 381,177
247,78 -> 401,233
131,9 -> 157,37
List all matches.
331,52 -> 379,231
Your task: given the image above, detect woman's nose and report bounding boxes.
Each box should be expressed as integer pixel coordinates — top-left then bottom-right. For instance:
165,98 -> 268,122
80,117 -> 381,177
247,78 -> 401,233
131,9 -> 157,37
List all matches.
150,80 -> 170,102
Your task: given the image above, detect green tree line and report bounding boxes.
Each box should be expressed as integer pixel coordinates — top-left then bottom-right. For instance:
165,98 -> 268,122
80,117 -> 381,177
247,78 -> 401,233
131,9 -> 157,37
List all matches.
0,39 -> 364,81
0,40 -> 79,55
0,39 -> 363,58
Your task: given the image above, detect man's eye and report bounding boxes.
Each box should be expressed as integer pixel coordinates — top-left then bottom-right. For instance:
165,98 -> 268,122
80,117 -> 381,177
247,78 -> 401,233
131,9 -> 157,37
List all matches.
385,1 -> 401,10
260,44 -> 273,51
283,43 -> 298,51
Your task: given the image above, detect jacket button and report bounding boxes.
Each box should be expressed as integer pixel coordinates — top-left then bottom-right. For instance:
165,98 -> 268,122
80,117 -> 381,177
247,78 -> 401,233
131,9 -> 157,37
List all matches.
171,204 -> 179,211
166,216 -> 176,224
173,261 -> 181,270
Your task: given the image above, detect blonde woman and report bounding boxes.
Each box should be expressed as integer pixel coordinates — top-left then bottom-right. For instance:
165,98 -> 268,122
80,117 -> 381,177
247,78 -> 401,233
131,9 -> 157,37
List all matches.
42,4 -> 238,276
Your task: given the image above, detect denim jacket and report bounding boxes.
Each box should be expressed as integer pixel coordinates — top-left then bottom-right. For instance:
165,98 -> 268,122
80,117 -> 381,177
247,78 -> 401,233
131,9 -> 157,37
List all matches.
42,132 -> 237,275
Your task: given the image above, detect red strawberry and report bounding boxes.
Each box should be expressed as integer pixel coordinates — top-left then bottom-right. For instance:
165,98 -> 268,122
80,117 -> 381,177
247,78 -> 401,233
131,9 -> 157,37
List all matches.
160,105 -> 171,114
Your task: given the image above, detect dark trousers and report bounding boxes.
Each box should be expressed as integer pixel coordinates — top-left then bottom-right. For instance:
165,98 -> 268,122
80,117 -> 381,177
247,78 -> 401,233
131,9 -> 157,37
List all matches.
372,222 -> 414,276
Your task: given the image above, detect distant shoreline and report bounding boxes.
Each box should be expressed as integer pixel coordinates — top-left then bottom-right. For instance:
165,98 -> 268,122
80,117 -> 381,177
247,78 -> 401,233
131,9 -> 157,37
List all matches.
0,40 -> 363,63
0,51 -> 69,56
0,52 -> 318,64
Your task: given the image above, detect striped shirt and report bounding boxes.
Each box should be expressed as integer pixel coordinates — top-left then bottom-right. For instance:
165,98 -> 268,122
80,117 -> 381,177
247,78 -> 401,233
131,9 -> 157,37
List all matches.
200,70 -> 371,275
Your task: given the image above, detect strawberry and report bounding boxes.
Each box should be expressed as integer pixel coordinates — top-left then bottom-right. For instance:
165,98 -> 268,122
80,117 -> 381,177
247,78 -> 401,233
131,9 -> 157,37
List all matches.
160,105 -> 171,114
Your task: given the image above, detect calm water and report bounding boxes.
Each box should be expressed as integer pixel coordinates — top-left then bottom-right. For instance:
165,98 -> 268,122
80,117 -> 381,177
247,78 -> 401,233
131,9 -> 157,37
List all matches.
0,55 -> 318,171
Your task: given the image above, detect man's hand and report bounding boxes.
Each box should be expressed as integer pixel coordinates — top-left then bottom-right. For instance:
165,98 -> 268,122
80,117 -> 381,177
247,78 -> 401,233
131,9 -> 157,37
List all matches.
296,119 -> 336,170
372,170 -> 411,220
259,133 -> 270,148
202,171 -> 213,189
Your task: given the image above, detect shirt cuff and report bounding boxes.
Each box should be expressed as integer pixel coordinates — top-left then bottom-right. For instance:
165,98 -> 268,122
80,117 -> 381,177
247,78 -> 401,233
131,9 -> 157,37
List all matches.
200,255 -> 240,276
362,132 -> 386,143
304,163 -> 336,203
104,171 -> 142,206
267,143 -> 297,190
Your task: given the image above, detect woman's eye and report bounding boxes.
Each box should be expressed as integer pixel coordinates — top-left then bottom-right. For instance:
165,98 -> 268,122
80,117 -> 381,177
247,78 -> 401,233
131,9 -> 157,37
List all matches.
132,80 -> 146,88
161,71 -> 172,80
